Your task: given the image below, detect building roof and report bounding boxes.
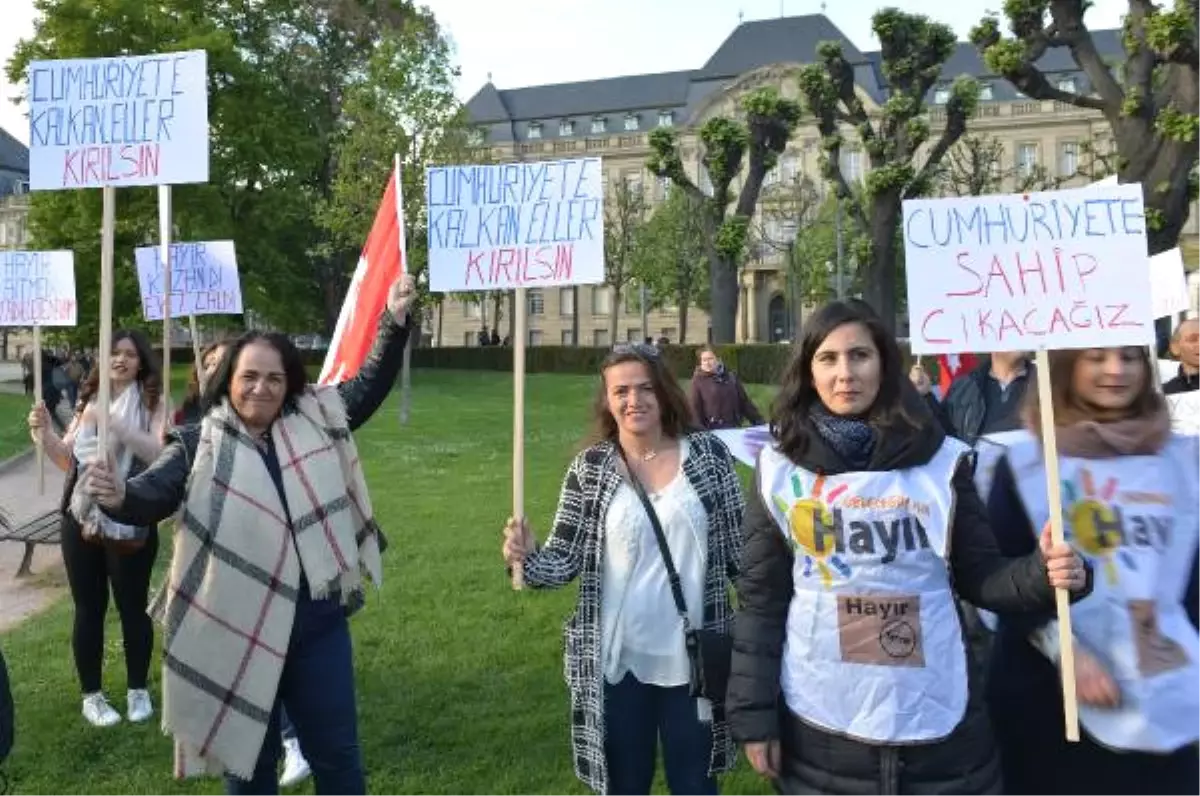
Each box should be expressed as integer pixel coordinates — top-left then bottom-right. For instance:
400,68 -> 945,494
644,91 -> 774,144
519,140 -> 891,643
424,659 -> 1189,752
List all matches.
465,13 -> 1123,143
0,127 -> 28,175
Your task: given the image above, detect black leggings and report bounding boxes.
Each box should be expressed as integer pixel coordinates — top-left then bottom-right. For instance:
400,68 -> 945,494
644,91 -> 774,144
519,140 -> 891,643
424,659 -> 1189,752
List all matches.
60,515 -> 159,694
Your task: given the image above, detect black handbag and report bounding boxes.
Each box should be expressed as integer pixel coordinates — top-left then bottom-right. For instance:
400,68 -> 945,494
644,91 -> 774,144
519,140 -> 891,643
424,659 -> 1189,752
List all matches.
617,445 -> 732,703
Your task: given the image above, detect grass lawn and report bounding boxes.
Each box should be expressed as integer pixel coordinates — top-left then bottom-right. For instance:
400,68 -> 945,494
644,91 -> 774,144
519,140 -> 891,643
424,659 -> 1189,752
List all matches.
0,369 -> 778,794
0,392 -> 32,461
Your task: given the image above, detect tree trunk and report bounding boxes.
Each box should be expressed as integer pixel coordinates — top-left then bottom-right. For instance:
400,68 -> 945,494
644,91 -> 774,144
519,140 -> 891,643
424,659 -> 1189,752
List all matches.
862,195 -> 902,335
492,292 -> 505,338
678,299 -> 690,344
507,291 -> 516,341
571,286 -> 580,346
710,255 -> 739,343
609,287 -> 622,344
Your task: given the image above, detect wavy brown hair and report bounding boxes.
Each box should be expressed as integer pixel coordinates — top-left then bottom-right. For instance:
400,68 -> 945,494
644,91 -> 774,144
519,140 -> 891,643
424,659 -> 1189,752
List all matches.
77,329 -> 162,414
587,343 -> 695,447
771,300 -> 921,464
1022,346 -> 1165,433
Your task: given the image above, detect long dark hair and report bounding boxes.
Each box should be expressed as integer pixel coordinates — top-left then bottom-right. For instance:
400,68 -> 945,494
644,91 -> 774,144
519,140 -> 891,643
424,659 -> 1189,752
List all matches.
587,342 -> 695,447
771,301 -> 918,462
1023,346 -> 1164,432
77,329 -> 162,413
201,331 -> 309,416
180,340 -> 232,416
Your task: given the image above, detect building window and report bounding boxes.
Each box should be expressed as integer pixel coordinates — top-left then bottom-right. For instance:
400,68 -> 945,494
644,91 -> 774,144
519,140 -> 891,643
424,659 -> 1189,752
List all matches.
840,150 -> 863,182
559,120 -> 574,137
979,83 -> 994,101
780,153 -> 799,183
1059,141 -> 1079,177
463,331 -> 475,347
660,328 -> 677,342
624,288 -> 642,315
528,329 -> 543,347
658,176 -> 672,197
467,128 -> 485,147
527,122 -> 542,140
591,285 -> 612,315
763,165 -> 780,187
657,110 -> 673,127
527,289 -> 544,316
1017,143 -> 1039,177
462,299 -> 481,319
593,328 -> 611,347
626,327 -> 642,342
934,86 -> 950,104
591,117 -> 607,134
1057,76 -> 1077,93
624,114 -> 640,131
559,287 -> 575,316
561,329 -> 575,345
624,172 -> 643,196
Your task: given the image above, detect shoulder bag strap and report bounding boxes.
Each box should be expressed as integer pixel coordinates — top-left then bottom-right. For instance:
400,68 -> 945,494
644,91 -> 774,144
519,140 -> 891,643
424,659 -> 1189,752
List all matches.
616,444 -> 693,631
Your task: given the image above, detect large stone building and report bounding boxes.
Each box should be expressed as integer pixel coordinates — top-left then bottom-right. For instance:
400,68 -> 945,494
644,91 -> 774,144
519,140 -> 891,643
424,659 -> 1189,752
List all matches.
0,127 -> 31,360
442,12 -> 1197,348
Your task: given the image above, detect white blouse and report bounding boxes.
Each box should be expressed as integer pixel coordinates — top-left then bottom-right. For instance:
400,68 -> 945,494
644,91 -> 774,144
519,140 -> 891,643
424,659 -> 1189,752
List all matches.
600,439 -> 709,687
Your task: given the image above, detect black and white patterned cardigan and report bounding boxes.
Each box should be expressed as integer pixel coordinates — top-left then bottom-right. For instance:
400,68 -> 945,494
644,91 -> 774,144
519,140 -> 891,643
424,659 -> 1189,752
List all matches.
522,432 -> 746,795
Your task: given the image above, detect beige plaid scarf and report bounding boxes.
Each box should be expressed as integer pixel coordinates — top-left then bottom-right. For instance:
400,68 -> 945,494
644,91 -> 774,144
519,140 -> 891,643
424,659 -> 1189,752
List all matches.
154,386 -> 383,780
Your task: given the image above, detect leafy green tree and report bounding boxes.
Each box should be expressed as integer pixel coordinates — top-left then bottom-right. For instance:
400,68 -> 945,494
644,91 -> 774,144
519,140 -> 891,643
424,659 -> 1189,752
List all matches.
798,9 -> 980,332
647,87 -> 803,343
971,0 -> 1198,254
630,189 -> 708,343
603,178 -> 649,342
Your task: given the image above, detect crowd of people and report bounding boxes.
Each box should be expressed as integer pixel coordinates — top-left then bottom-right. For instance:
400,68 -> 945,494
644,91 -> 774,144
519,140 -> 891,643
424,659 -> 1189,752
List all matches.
16,276 -> 1199,795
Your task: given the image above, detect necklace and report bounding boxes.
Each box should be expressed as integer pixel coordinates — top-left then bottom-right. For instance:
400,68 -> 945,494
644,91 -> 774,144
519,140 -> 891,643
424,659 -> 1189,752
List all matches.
640,448 -> 658,462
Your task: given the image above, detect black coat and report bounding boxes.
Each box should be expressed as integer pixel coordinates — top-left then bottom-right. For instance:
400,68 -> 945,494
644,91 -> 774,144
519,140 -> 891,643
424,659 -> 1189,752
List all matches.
938,358 -> 1034,446
726,384 -> 1082,795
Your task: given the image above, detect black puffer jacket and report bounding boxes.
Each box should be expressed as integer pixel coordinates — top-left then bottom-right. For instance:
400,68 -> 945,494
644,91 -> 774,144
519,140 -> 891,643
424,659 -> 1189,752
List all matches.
726,385 -> 1086,795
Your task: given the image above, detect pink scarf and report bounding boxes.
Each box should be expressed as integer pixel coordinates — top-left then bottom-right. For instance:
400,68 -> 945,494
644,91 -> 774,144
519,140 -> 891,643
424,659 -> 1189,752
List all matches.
1051,405 -> 1172,459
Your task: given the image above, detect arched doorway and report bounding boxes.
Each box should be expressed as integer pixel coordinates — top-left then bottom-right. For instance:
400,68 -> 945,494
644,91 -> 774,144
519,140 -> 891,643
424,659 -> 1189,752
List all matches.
768,294 -> 787,343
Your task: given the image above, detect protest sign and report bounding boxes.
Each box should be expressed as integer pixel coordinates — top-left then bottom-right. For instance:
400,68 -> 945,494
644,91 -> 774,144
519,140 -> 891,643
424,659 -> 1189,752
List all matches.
27,50 -> 209,190
710,424 -> 772,468
0,250 -> 76,326
903,184 -> 1154,354
426,158 -> 606,292
1149,248 -> 1189,319
134,240 -> 242,321
1167,392 -> 1199,435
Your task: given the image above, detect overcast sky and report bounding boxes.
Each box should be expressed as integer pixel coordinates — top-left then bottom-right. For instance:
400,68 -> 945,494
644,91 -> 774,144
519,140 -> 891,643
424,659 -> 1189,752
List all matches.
1,0 -> 1128,146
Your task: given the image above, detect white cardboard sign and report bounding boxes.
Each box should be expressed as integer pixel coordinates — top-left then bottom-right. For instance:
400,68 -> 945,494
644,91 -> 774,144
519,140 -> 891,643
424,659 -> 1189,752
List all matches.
1149,248 -> 1190,319
134,240 -> 242,321
0,250 -> 76,326
1167,392 -> 1199,436
903,184 -> 1154,354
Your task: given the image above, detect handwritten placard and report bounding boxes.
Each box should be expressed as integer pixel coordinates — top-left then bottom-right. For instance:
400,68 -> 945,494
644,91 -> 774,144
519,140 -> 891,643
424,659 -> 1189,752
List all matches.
903,184 -> 1154,354
0,250 -> 76,326
1150,248 -> 1189,319
1167,393 -> 1199,435
134,240 -> 242,321
425,158 -> 606,292
27,50 -> 209,190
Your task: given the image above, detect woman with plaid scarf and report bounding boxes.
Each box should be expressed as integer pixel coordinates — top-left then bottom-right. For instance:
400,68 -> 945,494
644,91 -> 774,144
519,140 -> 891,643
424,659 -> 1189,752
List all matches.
85,275 -> 416,795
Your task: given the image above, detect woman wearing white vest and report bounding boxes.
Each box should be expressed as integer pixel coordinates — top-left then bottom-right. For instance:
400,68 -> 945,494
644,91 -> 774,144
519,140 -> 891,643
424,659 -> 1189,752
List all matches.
985,345 -> 1199,795
726,301 -> 1090,795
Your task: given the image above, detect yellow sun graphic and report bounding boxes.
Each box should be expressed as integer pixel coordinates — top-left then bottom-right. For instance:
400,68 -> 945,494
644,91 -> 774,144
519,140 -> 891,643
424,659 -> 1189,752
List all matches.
1063,468 -> 1122,585
773,474 -> 851,587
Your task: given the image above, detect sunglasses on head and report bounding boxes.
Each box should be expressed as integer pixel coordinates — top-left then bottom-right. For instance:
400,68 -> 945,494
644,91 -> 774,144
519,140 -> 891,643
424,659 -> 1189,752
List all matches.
610,342 -> 660,360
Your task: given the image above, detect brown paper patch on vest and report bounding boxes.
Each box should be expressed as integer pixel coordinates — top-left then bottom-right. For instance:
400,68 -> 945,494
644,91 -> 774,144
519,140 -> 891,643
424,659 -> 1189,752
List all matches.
1128,600 -> 1189,677
837,594 -> 925,667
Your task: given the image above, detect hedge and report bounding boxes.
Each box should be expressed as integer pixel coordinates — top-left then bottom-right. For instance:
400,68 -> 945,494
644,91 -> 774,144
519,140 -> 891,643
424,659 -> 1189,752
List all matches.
410,342 -> 924,385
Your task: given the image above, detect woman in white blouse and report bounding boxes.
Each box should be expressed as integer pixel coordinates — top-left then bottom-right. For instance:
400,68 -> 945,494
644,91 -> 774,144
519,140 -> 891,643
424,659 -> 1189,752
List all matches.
501,343 -> 745,795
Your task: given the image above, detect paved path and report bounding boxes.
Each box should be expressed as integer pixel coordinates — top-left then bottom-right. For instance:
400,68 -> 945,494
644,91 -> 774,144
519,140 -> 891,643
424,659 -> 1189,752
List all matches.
0,449 -> 68,631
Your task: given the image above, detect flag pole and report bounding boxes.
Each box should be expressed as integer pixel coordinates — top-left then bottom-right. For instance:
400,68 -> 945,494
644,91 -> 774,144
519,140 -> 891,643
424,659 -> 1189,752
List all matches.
395,153 -> 414,426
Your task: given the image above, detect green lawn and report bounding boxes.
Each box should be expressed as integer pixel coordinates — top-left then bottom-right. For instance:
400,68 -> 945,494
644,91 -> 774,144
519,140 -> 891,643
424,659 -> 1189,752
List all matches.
0,392 -> 32,461
0,369 -> 777,794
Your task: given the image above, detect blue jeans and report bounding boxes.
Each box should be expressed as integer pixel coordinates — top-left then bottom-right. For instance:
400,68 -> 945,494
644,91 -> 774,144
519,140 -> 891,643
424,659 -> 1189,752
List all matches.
603,672 -> 717,795
225,585 -> 364,795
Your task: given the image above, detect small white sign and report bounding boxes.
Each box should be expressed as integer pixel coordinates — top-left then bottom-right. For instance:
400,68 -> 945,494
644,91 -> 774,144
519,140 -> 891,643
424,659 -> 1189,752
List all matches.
426,157 -> 606,293
1167,392 -> 1200,436
27,50 -> 209,190
710,424 -> 772,468
1149,248 -> 1190,319
134,240 -> 242,321
0,250 -> 76,326
903,184 -> 1154,354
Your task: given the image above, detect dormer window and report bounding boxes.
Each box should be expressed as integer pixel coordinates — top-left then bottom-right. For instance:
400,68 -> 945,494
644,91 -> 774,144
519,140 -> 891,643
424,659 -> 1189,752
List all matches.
657,111 -> 674,127
467,128 -> 485,146
978,83 -> 993,101
527,122 -> 542,140
933,85 -> 950,105
1057,76 -> 1077,93
624,114 -> 640,131
591,117 -> 607,134
559,120 -> 574,137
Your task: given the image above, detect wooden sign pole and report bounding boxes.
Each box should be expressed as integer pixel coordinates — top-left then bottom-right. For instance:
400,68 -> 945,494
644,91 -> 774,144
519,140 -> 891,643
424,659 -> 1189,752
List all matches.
1034,347 -> 1081,743
96,187 -> 116,455
158,185 -> 173,415
32,324 -> 44,494
511,287 -> 527,590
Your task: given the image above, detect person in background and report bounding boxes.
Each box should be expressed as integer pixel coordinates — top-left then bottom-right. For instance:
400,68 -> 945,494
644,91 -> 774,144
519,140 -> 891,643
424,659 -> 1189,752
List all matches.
40,349 -> 66,432
501,342 -> 745,795
986,345 -> 1199,794
1164,318 -> 1198,395
937,351 -> 1035,445
27,330 -> 166,727
19,349 -> 33,397
490,328 -> 501,347
727,300 -> 1090,795
689,346 -> 764,431
64,353 -> 84,409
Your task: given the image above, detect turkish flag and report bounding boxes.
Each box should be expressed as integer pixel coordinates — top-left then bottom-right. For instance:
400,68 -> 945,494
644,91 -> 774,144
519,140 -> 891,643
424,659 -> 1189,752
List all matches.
319,159 -> 406,385
936,352 -> 979,398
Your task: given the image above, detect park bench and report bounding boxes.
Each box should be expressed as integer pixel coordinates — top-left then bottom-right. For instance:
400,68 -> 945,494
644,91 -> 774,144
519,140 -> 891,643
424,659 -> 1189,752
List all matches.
0,510 -> 59,579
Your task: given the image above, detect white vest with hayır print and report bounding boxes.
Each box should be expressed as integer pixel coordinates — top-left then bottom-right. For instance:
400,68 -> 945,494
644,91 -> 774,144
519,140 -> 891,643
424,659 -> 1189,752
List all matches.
1007,432 -> 1200,753
757,438 -> 969,743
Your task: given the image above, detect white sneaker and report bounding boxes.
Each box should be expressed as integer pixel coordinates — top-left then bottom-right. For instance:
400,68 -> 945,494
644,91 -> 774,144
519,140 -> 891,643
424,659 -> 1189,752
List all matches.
279,737 -> 312,788
126,689 -> 153,723
82,693 -> 121,727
